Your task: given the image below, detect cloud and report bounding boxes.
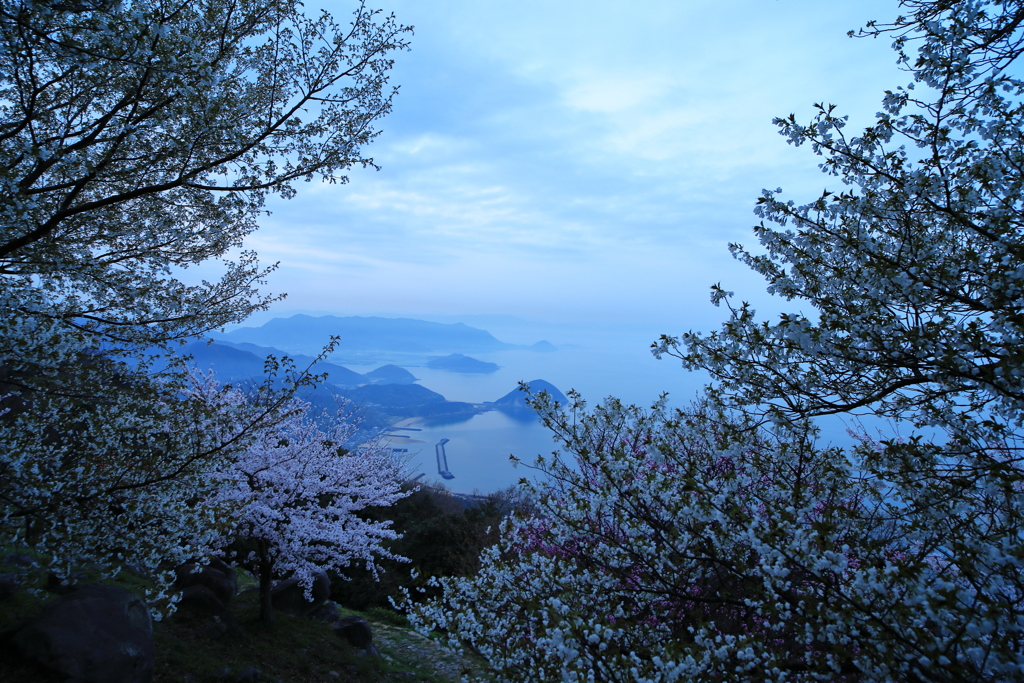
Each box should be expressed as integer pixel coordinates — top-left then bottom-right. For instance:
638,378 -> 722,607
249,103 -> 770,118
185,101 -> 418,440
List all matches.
247,0 -> 906,324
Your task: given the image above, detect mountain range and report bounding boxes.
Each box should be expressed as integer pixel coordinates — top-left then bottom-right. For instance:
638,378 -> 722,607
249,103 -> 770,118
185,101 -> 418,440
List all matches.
164,314 -> 570,429
213,315 -> 555,358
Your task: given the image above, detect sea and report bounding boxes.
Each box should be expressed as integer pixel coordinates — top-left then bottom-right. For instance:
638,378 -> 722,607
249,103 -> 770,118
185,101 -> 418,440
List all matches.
336,323 -> 711,494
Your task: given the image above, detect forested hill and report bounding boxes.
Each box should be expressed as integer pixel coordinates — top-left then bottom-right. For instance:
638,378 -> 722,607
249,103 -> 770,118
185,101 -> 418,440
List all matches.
213,315 -> 518,356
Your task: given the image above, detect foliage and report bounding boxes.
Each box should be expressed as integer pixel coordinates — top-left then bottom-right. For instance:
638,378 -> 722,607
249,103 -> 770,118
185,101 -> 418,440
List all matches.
661,0 -> 1024,434
213,393 -> 410,623
408,1 -> 1024,681
409,396 -> 894,682
0,356 -> 293,604
0,0 -> 410,346
331,483 -> 529,612
0,0 -> 408,590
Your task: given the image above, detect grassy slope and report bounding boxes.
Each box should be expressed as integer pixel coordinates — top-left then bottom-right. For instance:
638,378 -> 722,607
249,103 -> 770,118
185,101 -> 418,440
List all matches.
0,553 -> 487,683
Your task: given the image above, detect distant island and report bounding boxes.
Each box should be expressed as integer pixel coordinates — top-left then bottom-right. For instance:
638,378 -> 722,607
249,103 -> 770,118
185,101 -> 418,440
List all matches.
426,353 -> 499,374
490,379 -> 568,411
214,315 -> 516,356
211,314 -> 556,361
363,364 -> 418,384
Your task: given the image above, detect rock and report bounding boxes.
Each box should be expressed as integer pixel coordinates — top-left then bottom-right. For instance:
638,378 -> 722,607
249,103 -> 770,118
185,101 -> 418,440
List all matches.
270,572 -> 330,616
173,558 -> 237,605
234,667 -> 261,683
307,600 -> 340,623
333,615 -> 373,651
176,584 -> 225,615
9,583 -> 154,683
175,586 -> 242,638
0,573 -> 21,600
1,553 -> 38,568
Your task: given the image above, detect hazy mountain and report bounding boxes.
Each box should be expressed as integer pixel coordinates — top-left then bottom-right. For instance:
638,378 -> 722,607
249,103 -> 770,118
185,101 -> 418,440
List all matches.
426,353 -> 499,374
178,341 -> 269,381
187,341 -> 366,387
363,364 -> 418,384
491,379 -> 568,410
213,315 -> 516,356
341,383 -> 446,409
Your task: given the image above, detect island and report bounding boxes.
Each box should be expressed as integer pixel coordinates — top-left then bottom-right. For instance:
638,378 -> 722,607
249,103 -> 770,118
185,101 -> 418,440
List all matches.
425,353 -> 499,374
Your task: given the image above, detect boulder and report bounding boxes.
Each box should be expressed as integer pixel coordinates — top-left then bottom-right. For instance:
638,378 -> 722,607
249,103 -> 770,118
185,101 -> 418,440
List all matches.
333,615 -> 374,652
174,586 -> 242,638
0,573 -> 20,600
1,553 -> 38,569
173,558 -> 237,605
176,585 -> 223,613
9,584 -> 154,683
307,600 -> 341,623
270,572 -> 330,616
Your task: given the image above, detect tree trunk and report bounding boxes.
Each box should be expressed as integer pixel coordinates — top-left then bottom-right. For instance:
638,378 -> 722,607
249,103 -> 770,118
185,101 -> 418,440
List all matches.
258,540 -> 274,624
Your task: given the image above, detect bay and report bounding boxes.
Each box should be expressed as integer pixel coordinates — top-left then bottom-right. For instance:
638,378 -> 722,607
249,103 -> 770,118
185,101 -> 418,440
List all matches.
382,411 -> 560,494
342,327 -> 710,494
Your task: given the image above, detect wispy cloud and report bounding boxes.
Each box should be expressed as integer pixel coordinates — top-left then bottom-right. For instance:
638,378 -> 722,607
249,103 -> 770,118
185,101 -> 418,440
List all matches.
244,0 -> 905,324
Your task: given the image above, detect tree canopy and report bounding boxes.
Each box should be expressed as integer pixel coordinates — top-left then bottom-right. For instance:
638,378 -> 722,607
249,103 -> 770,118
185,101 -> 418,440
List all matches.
0,0 -> 411,596
0,0 -> 409,345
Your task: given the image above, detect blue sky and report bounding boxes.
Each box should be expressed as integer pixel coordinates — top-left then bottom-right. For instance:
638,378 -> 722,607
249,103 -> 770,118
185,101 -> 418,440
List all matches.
238,0 -> 906,333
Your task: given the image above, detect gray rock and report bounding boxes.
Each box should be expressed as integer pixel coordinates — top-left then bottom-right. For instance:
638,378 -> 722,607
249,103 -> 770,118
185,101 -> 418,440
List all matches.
10,583 -> 154,683
176,584 -> 226,615
270,572 -> 330,616
174,585 -> 242,638
333,614 -> 373,651
307,600 -> 340,623
173,558 -> 237,605
234,667 -> 261,683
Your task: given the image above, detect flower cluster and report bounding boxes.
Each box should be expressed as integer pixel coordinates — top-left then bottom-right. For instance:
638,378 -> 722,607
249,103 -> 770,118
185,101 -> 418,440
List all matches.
0,0 -> 410,607
212,393 -> 411,622
408,395 -> 997,682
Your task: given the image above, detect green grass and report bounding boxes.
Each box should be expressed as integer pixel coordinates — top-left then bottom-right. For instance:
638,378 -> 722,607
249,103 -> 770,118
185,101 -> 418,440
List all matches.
1,552 -> 483,683
153,594 -> 381,683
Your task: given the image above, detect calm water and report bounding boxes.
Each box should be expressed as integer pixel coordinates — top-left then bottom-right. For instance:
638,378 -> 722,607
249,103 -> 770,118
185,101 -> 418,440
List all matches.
343,329 -> 711,493
382,411 -> 562,494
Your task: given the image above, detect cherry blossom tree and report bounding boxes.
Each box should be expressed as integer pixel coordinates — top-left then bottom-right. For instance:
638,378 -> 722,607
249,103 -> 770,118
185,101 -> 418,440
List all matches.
0,0 -> 410,347
0,0 -> 409,587
0,358 -> 299,605
408,2 -> 1024,680
215,395 -> 410,624
408,395 -> 882,682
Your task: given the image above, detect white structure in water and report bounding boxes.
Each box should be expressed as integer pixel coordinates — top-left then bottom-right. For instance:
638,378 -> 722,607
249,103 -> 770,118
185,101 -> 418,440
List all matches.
435,438 -> 454,480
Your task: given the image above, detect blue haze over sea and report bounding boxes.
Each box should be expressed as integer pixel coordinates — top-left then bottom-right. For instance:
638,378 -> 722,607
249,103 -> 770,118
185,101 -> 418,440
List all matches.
338,320 -> 710,494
